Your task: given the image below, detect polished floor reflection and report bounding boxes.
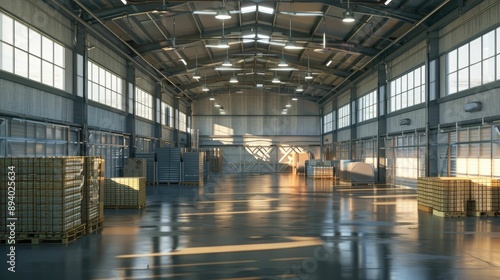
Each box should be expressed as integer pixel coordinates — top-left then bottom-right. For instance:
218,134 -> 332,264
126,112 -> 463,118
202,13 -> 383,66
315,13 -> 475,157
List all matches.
3,174 -> 500,280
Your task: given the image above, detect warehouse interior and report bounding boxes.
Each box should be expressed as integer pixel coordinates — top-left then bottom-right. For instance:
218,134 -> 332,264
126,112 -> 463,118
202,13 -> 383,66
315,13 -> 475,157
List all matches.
1,0 -> 500,279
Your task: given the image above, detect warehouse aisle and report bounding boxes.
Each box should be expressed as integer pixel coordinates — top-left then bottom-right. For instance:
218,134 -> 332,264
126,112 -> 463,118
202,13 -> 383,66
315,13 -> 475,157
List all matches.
3,174 -> 500,280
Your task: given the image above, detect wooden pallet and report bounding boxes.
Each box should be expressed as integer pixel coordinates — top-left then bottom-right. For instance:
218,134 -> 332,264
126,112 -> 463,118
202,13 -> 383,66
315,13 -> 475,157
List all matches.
86,218 -> 104,234
104,204 -> 146,209
418,205 -> 433,213
0,224 -> 86,245
180,181 -> 202,186
467,211 -> 500,217
433,209 -> 466,218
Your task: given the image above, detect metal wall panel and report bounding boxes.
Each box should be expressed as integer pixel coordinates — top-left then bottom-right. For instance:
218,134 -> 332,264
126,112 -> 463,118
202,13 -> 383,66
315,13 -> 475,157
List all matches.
0,0 -> 72,45
337,91 -> 351,107
87,35 -> 127,78
389,41 -> 426,78
323,101 -> 333,114
386,108 -> 426,134
356,71 -> 378,97
135,119 -> 155,138
337,129 -> 351,141
135,70 -> 155,94
87,105 -> 126,131
357,122 -> 378,138
0,79 -> 74,122
439,89 -> 500,124
161,127 -> 175,143
193,93 -> 319,115
439,0 -> 500,53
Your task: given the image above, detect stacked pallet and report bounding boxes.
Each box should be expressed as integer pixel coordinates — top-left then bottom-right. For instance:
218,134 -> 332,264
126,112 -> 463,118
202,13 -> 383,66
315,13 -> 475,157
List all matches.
157,147 -> 181,183
82,157 -> 105,233
469,178 -> 500,216
104,177 -> 146,208
306,161 -> 335,179
0,157 -> 87,244
417,177 -> 500,218
181,152 -> 205,185
123,158 -> 147,178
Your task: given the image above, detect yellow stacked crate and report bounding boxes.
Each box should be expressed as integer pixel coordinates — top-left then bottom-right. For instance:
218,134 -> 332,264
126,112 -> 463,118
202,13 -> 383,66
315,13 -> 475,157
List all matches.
104,177 -> 146,209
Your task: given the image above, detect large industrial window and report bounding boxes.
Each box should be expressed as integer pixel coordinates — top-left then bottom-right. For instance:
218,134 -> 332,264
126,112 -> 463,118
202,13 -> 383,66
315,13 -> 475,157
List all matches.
358,90 -> 377,122
161,102 -> 174,127
179,111 -> 187,132
0,12 -> 65,90
87,60 -> 124,110
135,87 -> 153,120
446,27 -> 500,95
389,65 -> 425,112
323,111 -> 334,133
338,104 -> 350,129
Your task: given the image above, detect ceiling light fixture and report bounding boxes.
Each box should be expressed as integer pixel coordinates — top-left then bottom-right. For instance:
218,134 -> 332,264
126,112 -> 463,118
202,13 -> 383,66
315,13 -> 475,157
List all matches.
215,104 -> 221,108
222,59 -> 232,67
202,84 -> 210,92
193,44 -> 201,79
215,9 -> 231,20
121,0 -> 127,4
384,0 -> 392,5
229,72 -> 238,83
343,0 -> 355,23
296,84 -> 304,92
285,103 -> 292,108
305,51 -> 313,80
209,97 -> 215,101
272,75 -> 281,84
284,16 -> 300,50
292,97 -> 298,101
326,60 -> 333,67
278,58 -> 288,67
278,48 -> 288,67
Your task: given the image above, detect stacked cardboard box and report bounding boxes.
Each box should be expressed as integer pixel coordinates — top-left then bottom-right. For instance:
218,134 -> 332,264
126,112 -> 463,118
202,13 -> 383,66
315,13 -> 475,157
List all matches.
104,177 -> 146,208
123,158 -> 147,178
0,157 -> 86,243
82,157 -> 105,233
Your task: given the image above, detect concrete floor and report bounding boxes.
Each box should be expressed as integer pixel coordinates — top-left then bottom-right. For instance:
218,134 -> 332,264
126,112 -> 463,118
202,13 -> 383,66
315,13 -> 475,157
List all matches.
3,174 -> 500,280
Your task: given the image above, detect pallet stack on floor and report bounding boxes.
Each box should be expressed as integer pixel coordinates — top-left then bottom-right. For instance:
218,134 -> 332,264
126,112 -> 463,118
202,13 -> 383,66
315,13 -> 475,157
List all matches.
181,152 -> 205,186
82,157 -> 105,234
103,177 -> 146,209
417,177 -> 500,217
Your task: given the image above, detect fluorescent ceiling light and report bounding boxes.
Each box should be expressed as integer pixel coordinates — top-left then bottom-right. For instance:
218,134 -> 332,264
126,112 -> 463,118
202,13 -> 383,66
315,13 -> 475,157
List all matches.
241,5 -> 257,13
269,67 -> 298,71
256,83 -> 263,88
292,97 -> 298,101
202,84 -> 210,92
260,40 -> 285,47
285,103 -> 292,108
384,0 -> 392,5
272,76 -> 281,83
278,58 -> 288,67
215,104 -> 221,107
220,111 -> 226,115
215,67 -> 242,71
222,59 -> 232,67
343,9 -> 355,23
193,71 -> 201,79
279,11 -> 324,17
193,11 -> 217,15
215,9 -> 231,20
281,111 -> 287,115
305,72 -> 313,80
326,60 -> 333,67
180,59 -> 187,66
296,84 -> 304,92
243,33 -> 269,39
258,6 -> 274,14
121,0 -> 127,4
209,97 -> 215,101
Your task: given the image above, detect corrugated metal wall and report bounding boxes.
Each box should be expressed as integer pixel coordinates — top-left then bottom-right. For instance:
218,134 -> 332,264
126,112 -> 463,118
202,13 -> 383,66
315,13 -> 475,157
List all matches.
389,41 -> 427,79
356,71 -> 378,97
386,108 -> 426,133
439,89 -> 500,124
88,106 -> 126,132
439,0 -> 500,53
135,119 -> 155,138
87,35 -> 127,78
0,79 -> 74,123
